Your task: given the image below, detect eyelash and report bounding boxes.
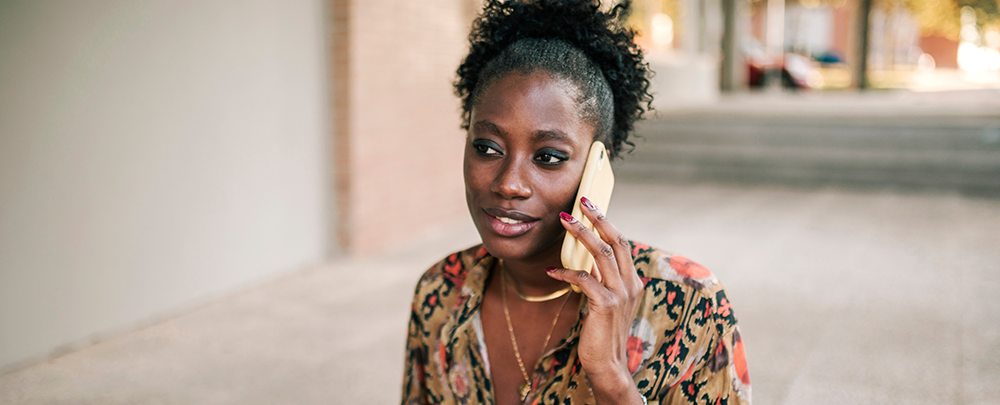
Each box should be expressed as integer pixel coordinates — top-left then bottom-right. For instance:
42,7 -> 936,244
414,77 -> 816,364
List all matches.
534,151 -> 567,165
472,140 -> 502,157
471,140 -> 568,166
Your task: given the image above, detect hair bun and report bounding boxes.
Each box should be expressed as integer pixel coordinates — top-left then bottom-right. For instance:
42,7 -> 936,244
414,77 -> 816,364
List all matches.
455,0 -> 653,159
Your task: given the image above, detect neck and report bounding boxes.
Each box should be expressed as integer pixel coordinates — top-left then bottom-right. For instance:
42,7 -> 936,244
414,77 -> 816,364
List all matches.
499,247 -> 570,297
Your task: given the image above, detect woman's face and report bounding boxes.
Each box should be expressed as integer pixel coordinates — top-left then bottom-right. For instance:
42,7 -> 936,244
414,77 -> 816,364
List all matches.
464,71 -> 595,263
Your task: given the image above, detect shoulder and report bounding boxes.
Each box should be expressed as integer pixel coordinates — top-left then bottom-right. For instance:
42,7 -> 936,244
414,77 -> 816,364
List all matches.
626,241 -> 747,398
415,244 -> 490,294
629,241 -> 720,293
628,240 -> 738,332
409,244 -> 492,326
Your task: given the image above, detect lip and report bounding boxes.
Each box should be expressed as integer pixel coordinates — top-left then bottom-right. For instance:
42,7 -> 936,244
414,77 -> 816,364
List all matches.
482,208 -> 540,237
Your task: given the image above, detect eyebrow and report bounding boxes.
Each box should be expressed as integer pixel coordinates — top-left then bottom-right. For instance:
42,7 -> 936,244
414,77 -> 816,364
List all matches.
472,121 -> 505,136
532,130 -> 569,142
473,120 -> 570,143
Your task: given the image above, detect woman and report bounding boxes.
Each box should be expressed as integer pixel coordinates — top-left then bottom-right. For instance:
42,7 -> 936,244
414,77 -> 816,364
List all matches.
402,1 -> 751,404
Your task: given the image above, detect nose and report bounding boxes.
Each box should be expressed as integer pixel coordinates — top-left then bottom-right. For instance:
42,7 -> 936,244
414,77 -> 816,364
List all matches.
491,157 -> 532,200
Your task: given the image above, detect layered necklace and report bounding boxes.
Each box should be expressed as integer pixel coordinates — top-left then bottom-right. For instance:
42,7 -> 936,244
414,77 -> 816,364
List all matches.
499,260 -> 572,302
500,262 -> 573,401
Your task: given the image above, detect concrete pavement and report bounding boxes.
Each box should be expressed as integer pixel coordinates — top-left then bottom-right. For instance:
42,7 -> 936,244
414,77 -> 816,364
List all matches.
2,181 -> 998,404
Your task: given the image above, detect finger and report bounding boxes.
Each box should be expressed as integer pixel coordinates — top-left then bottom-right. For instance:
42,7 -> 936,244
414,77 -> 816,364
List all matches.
568,262 -> 603,294
579,197 -> 642,293
560,211 -> 622,291
545,267 -> 608,303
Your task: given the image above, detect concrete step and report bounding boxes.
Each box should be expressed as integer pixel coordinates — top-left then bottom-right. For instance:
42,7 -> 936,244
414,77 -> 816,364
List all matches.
617,111 -> 1000,189
632,117 -> 1000,150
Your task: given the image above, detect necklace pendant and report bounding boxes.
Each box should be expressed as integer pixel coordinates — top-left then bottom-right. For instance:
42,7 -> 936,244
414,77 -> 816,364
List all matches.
519,382 -> 530,402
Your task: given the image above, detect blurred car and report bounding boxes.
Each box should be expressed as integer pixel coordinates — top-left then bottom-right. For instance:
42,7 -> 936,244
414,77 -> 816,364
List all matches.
743,38 -> 820,90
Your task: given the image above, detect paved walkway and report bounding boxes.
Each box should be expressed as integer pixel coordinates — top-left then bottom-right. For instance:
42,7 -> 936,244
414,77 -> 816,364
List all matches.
2,182 -> 998,404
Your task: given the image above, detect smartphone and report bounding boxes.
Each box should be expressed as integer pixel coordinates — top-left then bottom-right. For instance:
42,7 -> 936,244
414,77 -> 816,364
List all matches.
561,141 -> 615,292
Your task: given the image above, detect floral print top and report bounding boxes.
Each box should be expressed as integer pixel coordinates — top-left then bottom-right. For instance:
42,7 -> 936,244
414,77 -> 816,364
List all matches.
402,242 -> 751,405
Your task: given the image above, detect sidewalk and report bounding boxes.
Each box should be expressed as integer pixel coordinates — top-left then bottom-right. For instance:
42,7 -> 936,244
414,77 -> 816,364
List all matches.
2,182 -> 998,404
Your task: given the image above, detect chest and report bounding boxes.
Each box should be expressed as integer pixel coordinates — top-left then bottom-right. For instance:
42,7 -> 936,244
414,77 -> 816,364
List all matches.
478,292 -> 580,405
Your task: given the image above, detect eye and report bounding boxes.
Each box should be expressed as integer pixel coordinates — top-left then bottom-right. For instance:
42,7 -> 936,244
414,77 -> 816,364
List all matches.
472,139 -> 502,157
534,149 -> 568,165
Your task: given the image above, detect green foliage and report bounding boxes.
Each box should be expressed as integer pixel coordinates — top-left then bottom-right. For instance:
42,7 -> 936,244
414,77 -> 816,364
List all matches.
899,0 -> 1000,40
749,0 -> 1000,41
903,0 -> 961,39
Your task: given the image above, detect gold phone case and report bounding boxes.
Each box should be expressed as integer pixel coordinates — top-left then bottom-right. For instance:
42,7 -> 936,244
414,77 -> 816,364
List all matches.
560,141 -> 615,292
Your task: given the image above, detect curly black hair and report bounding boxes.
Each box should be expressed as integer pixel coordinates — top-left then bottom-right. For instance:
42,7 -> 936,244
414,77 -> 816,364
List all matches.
455,0 -> 652,159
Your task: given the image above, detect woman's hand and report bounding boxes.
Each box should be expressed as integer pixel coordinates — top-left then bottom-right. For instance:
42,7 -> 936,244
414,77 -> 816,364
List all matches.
546,196 -> 646,405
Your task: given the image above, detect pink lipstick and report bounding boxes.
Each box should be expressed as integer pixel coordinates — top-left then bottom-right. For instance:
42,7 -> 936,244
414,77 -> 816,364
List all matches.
483,208 -> 539,237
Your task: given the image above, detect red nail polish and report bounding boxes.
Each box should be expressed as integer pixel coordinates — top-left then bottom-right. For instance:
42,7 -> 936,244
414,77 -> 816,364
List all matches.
559,212 -> 576,222
545,267 -> 558,272
581,196 -> 597,211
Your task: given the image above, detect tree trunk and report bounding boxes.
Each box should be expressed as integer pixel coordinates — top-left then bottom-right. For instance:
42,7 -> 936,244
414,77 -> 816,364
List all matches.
720,0 -> 740,92
852,0 -> 873,89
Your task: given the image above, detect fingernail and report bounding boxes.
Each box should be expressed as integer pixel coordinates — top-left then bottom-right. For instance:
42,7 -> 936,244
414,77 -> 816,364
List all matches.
559,212 -> 576,223
581,196 -> 598,212
545,267 -> 558,273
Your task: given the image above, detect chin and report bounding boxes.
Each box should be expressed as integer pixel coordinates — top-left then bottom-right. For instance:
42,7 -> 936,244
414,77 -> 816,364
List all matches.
478,226 -> 564,264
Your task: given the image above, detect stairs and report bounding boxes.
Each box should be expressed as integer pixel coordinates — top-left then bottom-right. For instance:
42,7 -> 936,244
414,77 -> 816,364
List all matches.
615,112 -> 1000,190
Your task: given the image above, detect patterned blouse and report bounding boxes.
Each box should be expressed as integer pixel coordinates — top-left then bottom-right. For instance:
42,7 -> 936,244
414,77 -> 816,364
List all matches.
402,242 -> 751,405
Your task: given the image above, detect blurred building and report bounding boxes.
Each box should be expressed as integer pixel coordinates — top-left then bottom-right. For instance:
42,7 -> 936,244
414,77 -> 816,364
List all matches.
628,0 -> 726,107
0,0 -> 478,372
922,34 -> 959,68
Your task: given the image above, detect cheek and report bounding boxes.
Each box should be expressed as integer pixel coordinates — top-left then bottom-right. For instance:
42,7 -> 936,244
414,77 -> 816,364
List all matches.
539,170 -> 583,213
463,150 -> 490,200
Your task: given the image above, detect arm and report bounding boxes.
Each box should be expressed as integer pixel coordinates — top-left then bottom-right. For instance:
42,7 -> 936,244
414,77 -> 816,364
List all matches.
590,371 -> 648,405
660,325 -> 751,405
401,296 -> 428,405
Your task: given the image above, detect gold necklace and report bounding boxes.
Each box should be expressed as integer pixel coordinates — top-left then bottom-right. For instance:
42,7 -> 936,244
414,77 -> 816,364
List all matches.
501,268 -> 572,402
499,260 -> 572,302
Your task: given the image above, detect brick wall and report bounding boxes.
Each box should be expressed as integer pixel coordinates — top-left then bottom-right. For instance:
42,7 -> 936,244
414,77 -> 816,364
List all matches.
920,34 -> 959,68
331,0 -> 480,257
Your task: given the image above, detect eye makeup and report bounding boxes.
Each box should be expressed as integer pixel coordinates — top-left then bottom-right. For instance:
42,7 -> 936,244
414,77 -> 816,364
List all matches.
472,139 -> 503,157
534,148 -> 569,165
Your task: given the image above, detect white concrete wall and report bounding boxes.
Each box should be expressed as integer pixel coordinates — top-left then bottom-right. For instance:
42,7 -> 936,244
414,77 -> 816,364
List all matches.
0,0 -> 329,370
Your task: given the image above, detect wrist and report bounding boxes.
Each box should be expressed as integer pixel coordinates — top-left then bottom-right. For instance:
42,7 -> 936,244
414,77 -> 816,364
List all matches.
589,367 -> 642,405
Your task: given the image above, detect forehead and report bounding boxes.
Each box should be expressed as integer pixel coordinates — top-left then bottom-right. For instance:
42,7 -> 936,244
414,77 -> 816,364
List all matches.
470,71 -> 593,144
